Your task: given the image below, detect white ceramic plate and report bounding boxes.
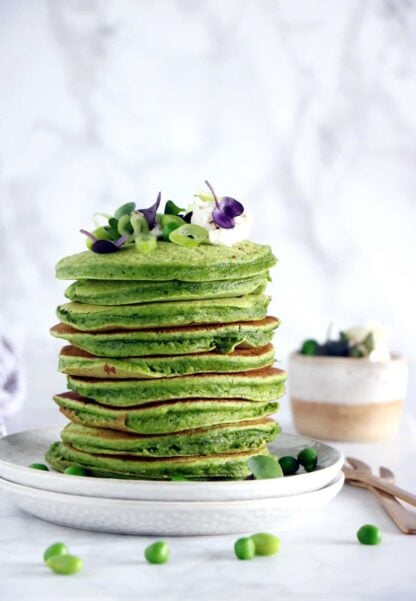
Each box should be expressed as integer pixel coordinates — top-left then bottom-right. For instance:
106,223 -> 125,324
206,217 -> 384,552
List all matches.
0,472 -> 344,535
0,428 -> 343,501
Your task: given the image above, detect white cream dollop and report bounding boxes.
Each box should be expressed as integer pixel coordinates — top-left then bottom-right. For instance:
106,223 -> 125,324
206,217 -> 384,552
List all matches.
345,323 -> 391,361
190,197 -> 253,246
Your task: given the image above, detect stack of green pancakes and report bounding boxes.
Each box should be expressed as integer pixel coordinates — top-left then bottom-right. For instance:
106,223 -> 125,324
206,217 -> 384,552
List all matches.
47,240 -> 286,480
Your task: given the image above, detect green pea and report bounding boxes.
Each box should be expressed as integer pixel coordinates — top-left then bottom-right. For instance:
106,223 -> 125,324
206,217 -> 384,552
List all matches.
46,554 -> 83,575
357,524 -> 382,545
297,448 -> 318,468
250,532 -> 281,556
304,461 -> 318,472
301,339 -> 319,355
64,465 -> 88,476
43,542 -> 69,563
278,456 -> 299,476
28,463 -> 49,471
234,537 -> 255,560
144,541 -> 170,564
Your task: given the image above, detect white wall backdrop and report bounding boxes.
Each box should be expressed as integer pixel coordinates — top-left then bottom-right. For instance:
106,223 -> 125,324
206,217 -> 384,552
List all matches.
1,0 -> 415,432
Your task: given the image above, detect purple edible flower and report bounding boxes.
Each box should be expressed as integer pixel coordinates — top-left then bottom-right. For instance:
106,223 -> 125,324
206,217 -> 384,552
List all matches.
204,180 -> 244,229
136,192 -> 161,229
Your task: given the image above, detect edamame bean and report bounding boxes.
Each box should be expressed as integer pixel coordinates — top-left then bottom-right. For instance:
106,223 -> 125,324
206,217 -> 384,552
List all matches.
144,541 -> 170,564
251,532 -> 281,556
64,465 -> 88,476
43,542 -> 68,563
278,456 -> 299,476
234,537 -> 255,560
46,554 -> 83,575
28,463 -> 49,471
357,524 -> 382,545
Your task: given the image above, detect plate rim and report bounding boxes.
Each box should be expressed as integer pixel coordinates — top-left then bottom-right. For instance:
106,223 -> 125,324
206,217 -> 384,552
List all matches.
0,471 -> 345,508
0,427 -> 344,490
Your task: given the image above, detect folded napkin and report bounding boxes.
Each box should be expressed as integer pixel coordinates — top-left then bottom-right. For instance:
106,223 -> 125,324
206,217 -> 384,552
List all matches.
0,336 -> 24,436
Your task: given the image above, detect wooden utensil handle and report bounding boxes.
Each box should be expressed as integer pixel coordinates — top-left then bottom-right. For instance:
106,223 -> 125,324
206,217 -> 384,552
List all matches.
362,474 -> 416,507
373,488 -> 416,534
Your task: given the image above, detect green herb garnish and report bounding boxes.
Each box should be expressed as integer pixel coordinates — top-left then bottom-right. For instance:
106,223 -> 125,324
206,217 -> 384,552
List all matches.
247,455 -> 283,479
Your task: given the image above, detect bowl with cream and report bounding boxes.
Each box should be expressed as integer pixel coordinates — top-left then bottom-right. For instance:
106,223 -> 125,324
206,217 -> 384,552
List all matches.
289,325 -> 408,442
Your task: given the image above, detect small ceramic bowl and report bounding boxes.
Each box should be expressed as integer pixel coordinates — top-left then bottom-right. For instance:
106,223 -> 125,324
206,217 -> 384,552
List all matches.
288,352 -> 408,442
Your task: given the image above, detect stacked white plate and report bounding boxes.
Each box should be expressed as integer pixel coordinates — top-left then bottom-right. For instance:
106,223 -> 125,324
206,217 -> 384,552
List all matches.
0,428 -> 344,535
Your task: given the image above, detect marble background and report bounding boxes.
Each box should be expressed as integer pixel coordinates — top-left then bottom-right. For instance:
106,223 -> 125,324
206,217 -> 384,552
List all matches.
1,0 -> 415,432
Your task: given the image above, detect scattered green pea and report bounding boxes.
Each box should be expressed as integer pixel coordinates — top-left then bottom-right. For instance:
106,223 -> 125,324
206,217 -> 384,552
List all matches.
304,461 -> 318,472
28,463 -> 49,471
278,456 -> 299,476
46,554 -> 83,575
297,448 -> 318,468
250,532 -> 281,556
301,339 -> 319,355
144,541 -> 170,564
234,537 -> 255,560
357,524 -> 382,545
63,465 -> 88,476
43,542 -> 69,563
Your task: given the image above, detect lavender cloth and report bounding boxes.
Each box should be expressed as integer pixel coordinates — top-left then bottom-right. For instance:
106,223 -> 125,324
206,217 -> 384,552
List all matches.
0,336 -> 24,436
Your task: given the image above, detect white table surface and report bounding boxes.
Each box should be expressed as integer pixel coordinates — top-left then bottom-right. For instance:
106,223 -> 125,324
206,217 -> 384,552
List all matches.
1,416 -> 415,601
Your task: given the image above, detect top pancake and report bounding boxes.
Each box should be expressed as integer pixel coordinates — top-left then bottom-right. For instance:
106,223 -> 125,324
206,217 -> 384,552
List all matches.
55,240 -> 276,281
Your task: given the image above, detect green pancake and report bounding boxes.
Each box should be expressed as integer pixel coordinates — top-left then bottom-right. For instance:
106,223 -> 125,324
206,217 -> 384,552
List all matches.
64,274 -> 268,305
61,419 -> 280,457
54,392 -> 279,434
56,295 -> 270,331
58,344 -> 276,379
50,317 -> 280,357
66,367 -> 286,407
55,240 -> 276,282
46,441 -> 271,480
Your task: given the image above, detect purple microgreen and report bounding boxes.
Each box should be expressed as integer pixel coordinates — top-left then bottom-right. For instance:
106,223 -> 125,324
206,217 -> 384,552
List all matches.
80,229 -> 97,242
183,211 -> 193,223
114,235 -> 127,247
212,207 -> 235,229
91,239 -> 119,254
220,197 -> 244,218
137,192 -> 161,229
204,180 -> 245,230
204,180 -> 220,207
